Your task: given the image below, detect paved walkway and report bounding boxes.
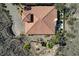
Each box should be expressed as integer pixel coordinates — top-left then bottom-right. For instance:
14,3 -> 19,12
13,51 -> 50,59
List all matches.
5,4 -> 24,36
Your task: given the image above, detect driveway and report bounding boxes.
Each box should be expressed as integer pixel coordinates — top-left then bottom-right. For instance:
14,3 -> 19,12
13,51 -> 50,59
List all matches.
5,4 -> 24,36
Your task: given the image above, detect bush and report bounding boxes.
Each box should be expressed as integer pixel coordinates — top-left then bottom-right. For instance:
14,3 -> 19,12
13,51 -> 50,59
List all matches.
23,42 -> 30,50
52,34 -> 60,44
67,17 -> 78,25
47,34 -> 60,49
66,33 -> 76,38
20,32 -> 25,36
41,42 -> 46,47
67,20 -> 74,25
47,41 -> 54,49
2,3 -> 7,8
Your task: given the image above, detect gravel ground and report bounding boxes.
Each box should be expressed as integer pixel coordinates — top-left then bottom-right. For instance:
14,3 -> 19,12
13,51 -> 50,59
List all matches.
57,4 -> 79,56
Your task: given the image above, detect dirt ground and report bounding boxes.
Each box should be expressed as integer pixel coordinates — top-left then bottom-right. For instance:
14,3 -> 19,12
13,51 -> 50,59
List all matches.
57,4 -> 79,56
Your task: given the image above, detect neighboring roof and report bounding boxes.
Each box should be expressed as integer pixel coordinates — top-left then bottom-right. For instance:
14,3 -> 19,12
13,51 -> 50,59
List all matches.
22,5 -> 57,34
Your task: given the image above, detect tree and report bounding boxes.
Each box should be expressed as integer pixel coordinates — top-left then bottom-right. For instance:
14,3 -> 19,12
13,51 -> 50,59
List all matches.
55,3 -> 65,11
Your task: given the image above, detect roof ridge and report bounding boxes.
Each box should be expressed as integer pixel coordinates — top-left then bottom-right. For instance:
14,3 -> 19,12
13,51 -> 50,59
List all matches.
43,20 -> 53,32
42,21 -> 53,33
26,6 -> 56,34
27,20 -> 53,34
42,7 -> 56,30
26,18 -> 41,34
23,13 -> 40,33
42,6 -> 55,21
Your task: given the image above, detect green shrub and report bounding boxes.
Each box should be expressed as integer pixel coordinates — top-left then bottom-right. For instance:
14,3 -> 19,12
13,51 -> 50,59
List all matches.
23,43 -> 30,50
53,34 -> 60,44
47,41 -> 54,49
47,34 -> 60,49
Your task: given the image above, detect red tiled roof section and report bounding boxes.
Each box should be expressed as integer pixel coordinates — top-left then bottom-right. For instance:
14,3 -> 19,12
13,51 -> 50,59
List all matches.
27,20 -> 53,34
43,8 -> 57,32
31,6 -> 55,20
22,6 -> 57,34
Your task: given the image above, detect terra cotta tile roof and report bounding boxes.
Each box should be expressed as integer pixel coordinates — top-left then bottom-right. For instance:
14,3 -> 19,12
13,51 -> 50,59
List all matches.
22,6 -> 57,34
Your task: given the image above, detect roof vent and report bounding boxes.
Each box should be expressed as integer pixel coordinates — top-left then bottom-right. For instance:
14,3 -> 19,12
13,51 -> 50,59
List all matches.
26,13 -> 34,23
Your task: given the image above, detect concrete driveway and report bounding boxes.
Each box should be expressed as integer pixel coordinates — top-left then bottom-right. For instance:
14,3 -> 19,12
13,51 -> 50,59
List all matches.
5,3 -> 24,36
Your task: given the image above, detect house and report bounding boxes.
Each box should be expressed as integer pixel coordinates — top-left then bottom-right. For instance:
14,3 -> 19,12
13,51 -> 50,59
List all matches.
22,4 -> 57,34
